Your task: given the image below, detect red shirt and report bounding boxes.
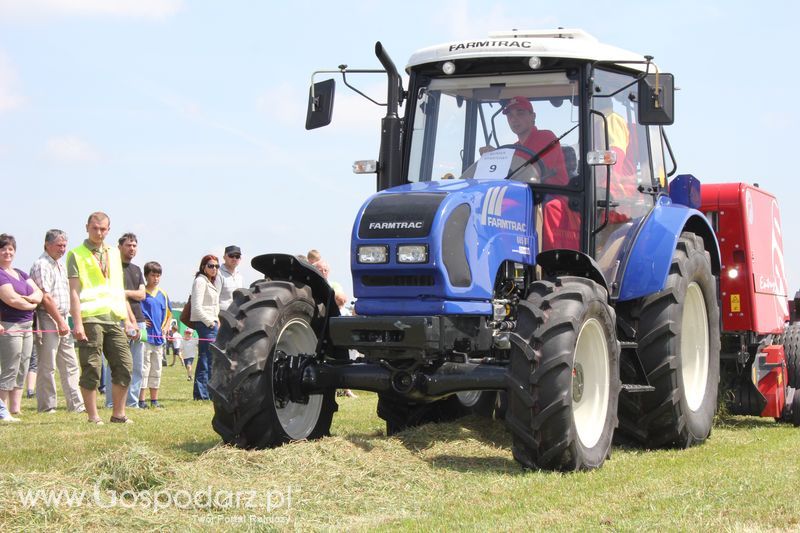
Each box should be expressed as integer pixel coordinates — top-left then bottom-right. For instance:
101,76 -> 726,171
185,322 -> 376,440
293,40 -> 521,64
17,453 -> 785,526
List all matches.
519,128 -> 580,250
520,128 -> 568,186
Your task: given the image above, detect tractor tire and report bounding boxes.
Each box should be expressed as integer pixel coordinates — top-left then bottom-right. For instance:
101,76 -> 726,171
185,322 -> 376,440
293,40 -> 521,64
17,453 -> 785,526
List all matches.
377,394 -> 472,435
778,323 -> 800,389
619,232 -> 720,448
455,390 -> 504,418
506,277 -> 621,471
209,280 -> 337,448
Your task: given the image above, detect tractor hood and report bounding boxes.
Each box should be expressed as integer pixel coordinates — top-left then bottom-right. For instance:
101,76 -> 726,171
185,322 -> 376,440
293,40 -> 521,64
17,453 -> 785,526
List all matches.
350,179 -> 534,315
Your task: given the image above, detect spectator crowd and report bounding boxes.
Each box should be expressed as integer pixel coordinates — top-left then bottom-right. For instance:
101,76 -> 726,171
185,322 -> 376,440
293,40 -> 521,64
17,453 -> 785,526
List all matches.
0,211 -> 350,423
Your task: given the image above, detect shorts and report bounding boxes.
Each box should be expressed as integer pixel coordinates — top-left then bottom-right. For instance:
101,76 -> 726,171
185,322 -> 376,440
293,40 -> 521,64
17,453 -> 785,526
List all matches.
183,357 -> 194,367
76,322 -> 133,390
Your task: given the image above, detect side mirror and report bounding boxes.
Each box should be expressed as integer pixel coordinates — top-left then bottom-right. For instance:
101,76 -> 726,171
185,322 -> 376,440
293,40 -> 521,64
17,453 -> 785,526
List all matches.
638,73 -> 674,125
305,79 -> 335,130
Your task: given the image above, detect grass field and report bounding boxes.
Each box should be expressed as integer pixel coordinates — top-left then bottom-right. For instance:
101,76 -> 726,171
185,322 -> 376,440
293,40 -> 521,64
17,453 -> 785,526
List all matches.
1,361 -> 799,531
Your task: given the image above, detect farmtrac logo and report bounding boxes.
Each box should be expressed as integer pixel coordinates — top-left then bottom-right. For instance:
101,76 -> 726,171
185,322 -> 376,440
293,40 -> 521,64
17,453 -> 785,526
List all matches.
368,221 -> 424,230
481,185 -> 526,232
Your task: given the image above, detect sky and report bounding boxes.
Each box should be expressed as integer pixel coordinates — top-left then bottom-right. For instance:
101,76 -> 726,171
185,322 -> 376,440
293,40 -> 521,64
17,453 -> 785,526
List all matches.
1,0 -> 799,302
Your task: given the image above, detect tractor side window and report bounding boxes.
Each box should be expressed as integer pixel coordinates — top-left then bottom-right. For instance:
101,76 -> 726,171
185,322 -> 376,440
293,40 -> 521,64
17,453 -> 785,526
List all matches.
408,89 -> 467,182
592,69 -> 656,283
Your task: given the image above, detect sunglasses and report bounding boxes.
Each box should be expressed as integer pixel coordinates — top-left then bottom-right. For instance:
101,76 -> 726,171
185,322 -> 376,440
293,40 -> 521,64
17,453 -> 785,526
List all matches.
227,254 -> 241,259
206,264 -> 220,269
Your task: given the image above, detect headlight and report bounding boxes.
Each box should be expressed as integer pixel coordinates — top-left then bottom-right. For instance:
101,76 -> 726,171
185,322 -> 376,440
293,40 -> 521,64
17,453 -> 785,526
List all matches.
397,244 -> 428,264
358,245 -> 388,264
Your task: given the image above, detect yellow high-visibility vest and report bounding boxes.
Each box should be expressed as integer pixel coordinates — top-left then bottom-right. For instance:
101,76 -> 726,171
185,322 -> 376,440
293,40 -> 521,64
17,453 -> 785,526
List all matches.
67,244 -> 127,320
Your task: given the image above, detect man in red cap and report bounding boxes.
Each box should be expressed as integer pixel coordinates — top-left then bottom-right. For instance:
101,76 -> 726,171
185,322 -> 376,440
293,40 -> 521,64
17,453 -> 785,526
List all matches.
481,96 -> 569,186
481,97 -> 578,251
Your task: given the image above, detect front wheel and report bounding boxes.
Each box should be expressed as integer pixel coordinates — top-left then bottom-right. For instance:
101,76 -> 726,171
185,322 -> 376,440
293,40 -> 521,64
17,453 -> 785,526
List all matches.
209,281 -> 337,448
506,277 -> 621,471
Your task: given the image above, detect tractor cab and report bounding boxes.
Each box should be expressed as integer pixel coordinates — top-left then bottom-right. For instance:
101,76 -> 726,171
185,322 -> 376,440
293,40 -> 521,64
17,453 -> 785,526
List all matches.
400,29 -> 674,292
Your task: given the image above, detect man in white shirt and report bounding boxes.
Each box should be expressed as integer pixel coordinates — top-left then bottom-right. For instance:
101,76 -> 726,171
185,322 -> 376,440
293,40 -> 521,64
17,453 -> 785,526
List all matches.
29,229 -> 85,413
216,245 -> 244,311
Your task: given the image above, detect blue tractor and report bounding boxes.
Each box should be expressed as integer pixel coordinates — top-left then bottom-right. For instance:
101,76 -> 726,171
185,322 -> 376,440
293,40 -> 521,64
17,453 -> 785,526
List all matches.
209,29 -> 721,471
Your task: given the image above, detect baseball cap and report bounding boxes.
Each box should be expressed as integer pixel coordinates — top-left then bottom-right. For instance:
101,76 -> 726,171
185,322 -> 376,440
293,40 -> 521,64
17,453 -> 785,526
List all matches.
224,245 -> 242,256
502,96 -> 533,115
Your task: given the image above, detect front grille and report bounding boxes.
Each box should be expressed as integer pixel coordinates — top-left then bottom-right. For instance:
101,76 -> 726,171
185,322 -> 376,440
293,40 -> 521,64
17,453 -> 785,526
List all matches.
362,275 -> 435,287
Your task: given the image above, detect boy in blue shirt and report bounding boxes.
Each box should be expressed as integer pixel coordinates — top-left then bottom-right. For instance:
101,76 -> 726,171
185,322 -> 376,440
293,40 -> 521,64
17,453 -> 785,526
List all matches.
139,261 -> 171,409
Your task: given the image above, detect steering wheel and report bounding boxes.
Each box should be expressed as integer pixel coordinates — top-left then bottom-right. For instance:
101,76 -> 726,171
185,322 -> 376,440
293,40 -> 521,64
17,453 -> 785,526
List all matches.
495,144 -> 548,183
497,143 -> 538,159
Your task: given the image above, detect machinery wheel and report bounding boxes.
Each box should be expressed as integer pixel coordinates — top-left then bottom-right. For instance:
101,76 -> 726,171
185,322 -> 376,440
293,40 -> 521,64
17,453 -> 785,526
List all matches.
793,390 -> 800,427
209,280 -> 336,448
506,277 -> 620,471
778,323 -> 800,389
377,394 -> 471,435
620,232 -> 720,448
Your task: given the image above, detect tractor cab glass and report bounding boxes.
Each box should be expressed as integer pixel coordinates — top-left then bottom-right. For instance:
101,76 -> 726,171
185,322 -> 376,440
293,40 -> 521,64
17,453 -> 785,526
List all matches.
407,71 -> 582,252
407,72 -> 579,185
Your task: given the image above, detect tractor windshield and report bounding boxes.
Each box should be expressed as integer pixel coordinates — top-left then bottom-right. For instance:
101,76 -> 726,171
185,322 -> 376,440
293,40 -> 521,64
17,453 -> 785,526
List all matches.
407,72 -> 580,187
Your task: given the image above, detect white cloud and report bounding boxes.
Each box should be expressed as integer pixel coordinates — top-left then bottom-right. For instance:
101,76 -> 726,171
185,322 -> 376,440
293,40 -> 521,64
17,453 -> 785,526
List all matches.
0,52 -> 23,112
45,135 -> 100,162
0,0 -> 183,20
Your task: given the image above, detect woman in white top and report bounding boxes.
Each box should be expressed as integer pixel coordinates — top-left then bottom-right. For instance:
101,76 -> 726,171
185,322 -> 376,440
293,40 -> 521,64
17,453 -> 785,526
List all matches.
190,254 -> 220,400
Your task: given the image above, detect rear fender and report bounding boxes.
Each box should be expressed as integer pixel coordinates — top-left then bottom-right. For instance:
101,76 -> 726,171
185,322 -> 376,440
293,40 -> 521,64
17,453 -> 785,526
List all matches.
617,196 -> 720,302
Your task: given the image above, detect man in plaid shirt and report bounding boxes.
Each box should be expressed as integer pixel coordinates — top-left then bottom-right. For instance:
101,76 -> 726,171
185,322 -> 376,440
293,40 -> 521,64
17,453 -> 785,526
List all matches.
29,229 -> 85,413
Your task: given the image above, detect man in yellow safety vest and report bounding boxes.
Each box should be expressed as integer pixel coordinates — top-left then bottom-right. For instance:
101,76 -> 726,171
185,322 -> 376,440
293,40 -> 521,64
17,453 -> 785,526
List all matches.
67,211 -> 136,425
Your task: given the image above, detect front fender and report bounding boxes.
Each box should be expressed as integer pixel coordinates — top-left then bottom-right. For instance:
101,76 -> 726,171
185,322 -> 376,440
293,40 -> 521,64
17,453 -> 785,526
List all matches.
251,253 -> 340,321
617,196 -> 720,302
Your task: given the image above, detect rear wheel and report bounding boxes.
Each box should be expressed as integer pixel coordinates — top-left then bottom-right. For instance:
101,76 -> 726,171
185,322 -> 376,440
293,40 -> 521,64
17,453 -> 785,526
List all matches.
209,281 -> 337,448
456,390 -> 504,418
377,394 -> 470,435
619,232 -> 720,448
506,277 -> 620,471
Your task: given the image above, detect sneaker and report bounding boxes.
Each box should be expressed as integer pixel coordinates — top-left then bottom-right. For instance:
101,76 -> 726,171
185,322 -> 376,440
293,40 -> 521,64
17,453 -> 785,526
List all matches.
87,417 -> 104,425
110,415 -> 133,424
138,401 -> 149,409
25,390 -> 35,399
150,401 -> 165,409
1,415 -> 21,423
186,376 -> 192,381
42,408 -> 57,414
75,406 -> 87,414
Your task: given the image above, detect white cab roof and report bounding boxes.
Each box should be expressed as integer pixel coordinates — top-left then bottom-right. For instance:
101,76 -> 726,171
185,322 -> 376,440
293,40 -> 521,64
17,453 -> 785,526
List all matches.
406,29 -> 648,71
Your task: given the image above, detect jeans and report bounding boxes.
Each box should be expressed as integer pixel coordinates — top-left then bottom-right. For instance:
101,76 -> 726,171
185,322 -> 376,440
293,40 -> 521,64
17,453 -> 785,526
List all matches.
0,397 -> 9,419
193,322 -> 217,400
103,321 -> 144,407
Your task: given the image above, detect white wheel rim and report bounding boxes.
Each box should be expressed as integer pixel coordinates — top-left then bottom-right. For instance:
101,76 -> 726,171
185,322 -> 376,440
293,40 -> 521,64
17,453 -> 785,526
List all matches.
456,390 -> 482,407
573,318 -> 610,449
681,282 -> 709,411
274,318 -> 323,439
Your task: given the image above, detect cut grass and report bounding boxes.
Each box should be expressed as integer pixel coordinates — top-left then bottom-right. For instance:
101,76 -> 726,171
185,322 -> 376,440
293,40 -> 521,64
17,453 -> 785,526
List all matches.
1,362 -> 799,530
